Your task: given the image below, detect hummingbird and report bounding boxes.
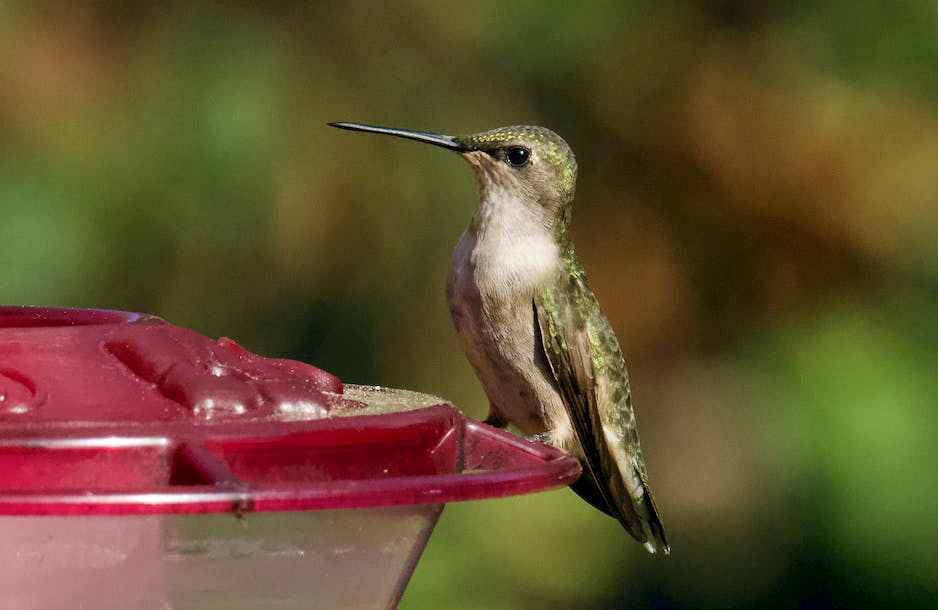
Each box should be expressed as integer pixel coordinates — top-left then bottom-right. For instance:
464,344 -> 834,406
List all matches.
330,122 -> 669,554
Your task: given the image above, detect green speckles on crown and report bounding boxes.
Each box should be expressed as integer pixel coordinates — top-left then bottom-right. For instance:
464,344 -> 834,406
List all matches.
460,125 -> 573,160
462,126 -> 574,167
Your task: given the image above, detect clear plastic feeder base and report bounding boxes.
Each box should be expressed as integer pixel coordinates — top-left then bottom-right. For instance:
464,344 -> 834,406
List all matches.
0,506 -> 439,610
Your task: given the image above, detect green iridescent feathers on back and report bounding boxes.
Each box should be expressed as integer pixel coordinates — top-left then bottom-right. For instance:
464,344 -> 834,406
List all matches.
534,246 -> 669,553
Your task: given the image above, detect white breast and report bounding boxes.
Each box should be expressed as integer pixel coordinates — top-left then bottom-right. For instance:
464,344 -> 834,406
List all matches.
467,191 -> 560,297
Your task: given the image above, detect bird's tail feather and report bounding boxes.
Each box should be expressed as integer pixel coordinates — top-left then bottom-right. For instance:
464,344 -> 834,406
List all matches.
633,477 -> 669,554
572,466 -> 669,555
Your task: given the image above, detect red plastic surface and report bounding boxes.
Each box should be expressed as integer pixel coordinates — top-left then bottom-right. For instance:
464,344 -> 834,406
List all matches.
0,307 -> 580,515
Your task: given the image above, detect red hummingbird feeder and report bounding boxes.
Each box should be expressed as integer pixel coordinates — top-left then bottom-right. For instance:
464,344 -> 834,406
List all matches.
0,306 -> 580,609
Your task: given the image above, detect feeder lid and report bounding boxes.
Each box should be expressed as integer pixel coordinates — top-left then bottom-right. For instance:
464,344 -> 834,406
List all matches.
0,307 -> 579,515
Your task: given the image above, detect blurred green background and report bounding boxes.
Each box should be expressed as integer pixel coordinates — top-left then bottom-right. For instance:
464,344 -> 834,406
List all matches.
1,1 -> 936,608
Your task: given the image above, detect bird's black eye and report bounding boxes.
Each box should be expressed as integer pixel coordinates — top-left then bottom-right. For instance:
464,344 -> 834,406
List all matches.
505,146 -> 530,167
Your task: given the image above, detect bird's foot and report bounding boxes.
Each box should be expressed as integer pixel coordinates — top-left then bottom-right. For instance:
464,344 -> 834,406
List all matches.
525,432 -> 551,444
483,410 -> 508,428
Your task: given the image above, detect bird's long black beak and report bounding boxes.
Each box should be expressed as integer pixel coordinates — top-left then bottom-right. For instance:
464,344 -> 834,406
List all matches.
329,122 -> 473,152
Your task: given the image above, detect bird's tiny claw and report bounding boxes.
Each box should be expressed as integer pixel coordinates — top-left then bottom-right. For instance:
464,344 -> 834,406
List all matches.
525,432 -> 551,444
483,409 -> 508,428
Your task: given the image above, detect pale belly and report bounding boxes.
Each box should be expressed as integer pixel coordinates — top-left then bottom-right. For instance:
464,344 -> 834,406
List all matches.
445,232 -> 565,437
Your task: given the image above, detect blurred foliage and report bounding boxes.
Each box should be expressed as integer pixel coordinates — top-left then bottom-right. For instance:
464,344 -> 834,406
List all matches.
1,1 -> 936,608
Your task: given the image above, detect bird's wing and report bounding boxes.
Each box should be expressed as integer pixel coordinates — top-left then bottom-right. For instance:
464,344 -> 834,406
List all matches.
534,270 -> 669,554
